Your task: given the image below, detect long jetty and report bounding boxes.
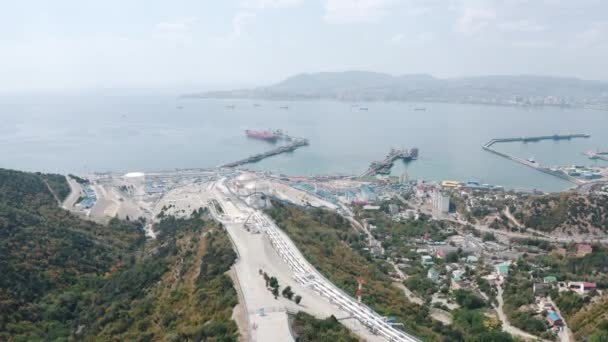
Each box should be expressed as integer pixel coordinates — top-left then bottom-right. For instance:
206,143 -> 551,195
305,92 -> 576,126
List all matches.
361,148 -> 418,177
585,150 -> 608,162
482,133 -> 591,185
483,133 -> 590,148
221,137 -> 309,168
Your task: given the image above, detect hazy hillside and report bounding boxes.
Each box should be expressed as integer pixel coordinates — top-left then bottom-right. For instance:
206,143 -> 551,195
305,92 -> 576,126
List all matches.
0,169 -> 240,341
184,71 -> 608,107
511,192 -> 608,235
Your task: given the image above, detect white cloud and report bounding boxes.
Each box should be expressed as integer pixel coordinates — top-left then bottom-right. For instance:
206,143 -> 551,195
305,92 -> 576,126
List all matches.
240,0 -> 304,9
155,17 -> 199,41
323,0 -> 394,24
405,6 -> 432,17
455,7 -> 496,35
577,22 -> 608,47
511,40 -> 555,48
388,32 -> 434,45
389,33 -> 405,44
157,17 -> 199,32
232,12 -> 257,37
498,20 -> 546,33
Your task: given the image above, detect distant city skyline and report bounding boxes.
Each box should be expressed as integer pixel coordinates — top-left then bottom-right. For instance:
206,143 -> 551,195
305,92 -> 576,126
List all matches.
1,0 -> 608,92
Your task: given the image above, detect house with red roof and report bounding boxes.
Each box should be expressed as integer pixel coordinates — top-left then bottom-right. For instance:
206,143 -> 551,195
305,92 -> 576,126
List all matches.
576,244 -> 593,258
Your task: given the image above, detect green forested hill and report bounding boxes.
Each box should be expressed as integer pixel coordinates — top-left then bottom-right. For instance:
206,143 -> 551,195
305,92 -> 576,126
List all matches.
0,168 -> 239,341
512,192 -> 608,233
265,200 -> 470,341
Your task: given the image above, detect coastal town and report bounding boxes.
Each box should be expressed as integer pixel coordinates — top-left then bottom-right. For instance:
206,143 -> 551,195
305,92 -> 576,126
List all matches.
52,126 -> 608,342
61,145 -> 608,342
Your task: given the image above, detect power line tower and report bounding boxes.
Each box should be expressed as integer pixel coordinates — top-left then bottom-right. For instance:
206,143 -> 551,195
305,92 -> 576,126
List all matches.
356,278 -> 366,304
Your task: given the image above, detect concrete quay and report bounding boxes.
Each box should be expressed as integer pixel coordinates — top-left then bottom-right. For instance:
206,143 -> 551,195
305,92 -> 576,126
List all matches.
361,148 -> 419,177
221,138 -> 309,168
482,134 -> 591,185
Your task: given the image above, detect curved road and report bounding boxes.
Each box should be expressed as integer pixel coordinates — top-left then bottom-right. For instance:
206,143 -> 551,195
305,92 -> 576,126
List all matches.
212,178 -> 420,342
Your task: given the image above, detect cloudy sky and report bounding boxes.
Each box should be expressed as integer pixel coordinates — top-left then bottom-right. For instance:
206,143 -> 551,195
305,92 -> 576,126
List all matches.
2,0 -> 607,91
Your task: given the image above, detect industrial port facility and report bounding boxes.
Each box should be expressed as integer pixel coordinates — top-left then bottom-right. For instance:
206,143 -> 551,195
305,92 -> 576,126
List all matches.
482,133 -> 595,185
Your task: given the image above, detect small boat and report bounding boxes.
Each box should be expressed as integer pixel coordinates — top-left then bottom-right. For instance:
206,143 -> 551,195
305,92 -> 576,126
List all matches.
528,156 -> 536,163
359,107 -> 369,111
226,105 -> 236,109
414,107 -> 427,111
279,106 -> 289,110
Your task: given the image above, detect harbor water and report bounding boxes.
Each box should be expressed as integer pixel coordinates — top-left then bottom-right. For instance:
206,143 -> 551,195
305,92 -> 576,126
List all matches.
2,91 -> 607,192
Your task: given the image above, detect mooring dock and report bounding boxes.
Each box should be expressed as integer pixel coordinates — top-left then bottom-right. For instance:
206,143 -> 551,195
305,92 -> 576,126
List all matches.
585,150 -> 608,162
482,134 -> 591,185
220,137 -> 309,168
361,148 -> 418,177
483,133 -> 590,148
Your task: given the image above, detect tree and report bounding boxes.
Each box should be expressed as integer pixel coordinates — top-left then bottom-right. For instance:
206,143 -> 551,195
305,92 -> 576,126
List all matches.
269,276 -> 279,289
272,287 -> 279,299
263,272 -> 269,287
294,295 -> 302,305
482,232 -> 496,242
282,286 -> 294,300
453,289 -> 486,310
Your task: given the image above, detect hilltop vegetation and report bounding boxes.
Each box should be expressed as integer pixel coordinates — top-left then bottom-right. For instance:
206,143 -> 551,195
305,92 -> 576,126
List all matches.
501,262 -> 552,339
184,71 -> 608,107
512,192 -> 608,234
0,168 -> 239,341
568,296 -> 608,341
266,199 -> 513,341
290,312 -> 359,342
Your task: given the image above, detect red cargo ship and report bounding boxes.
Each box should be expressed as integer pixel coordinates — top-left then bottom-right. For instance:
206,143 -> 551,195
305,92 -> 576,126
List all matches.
245,129 -> 280,142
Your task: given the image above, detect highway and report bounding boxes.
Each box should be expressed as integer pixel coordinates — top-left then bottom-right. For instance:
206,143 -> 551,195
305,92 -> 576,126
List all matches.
212,178 -> 420,342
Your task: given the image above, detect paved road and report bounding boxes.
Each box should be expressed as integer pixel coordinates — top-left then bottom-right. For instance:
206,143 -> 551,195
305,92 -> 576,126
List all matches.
62,176 -> 83,209
495,283 -> 549,341
409,201 -> 608,244
546,297 -> 574,342
211,180 -> 390,342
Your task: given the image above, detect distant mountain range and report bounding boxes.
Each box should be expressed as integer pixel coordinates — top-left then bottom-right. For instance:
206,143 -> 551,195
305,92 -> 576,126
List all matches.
183,71 -> 608,108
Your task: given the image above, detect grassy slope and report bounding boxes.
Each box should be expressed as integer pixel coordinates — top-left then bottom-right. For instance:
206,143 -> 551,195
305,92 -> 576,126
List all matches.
513,193 -> 608,233
290,311 -> 359,342
265,199 -> 458,341
568,295 -> 608,340
0,168 -> 239,341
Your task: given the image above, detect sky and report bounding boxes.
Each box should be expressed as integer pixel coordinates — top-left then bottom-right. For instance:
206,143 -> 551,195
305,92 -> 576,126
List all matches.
1,0 -> 608,92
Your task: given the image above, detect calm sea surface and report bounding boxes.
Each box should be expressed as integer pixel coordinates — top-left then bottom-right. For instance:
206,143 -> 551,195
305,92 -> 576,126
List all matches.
1,92 -> 607,192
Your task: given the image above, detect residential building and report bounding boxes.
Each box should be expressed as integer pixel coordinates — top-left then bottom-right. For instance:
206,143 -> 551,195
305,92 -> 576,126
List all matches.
452,270 -> 465,282
543,276 -> 558,284
568,281 -> 597,295
421,255 -> 434,266
533,283 -> 547,297
427,268 -> 440,283
546,311 -> 563,326
388,204 -> 399,215
431,188 -> 450,213
466,255 -> 479,264
576,244 -> 593,258
496,263 -> 510,277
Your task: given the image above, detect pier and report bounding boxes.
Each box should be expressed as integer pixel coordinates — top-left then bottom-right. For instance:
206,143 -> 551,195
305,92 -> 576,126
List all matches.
482,134 -> 591,185
483,133 -> 590,148
361,148 -> 418,177
584,150 -> 608,162
221,137 -> 309,168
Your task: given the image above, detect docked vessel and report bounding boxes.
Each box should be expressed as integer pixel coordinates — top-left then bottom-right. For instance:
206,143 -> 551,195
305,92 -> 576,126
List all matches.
245,129 -> 283,142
